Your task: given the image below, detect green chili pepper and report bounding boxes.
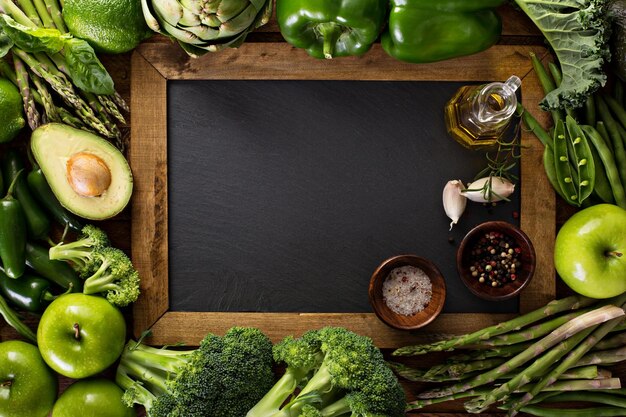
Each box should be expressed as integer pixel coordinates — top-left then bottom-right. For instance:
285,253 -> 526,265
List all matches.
27,165 -> 82,233
0,269 -> 57,313
381,0 -> 503,64
2,150 -> 50,240
276,0 -> 388,59
0,292 -> 36,343
582,125 -> 626,209
25,242 -> 82,292
0,170 -> 26,278
553,120 -> 580,206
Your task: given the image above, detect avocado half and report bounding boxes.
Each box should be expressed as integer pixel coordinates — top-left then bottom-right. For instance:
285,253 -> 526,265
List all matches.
31,123 -> 133,220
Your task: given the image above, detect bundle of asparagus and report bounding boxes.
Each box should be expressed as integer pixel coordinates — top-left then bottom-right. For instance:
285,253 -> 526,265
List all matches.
391,294 -> 626,416
0,0 -> 127,147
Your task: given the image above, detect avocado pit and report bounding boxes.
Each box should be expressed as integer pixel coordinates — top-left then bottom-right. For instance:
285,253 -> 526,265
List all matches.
66,152 -> 112,197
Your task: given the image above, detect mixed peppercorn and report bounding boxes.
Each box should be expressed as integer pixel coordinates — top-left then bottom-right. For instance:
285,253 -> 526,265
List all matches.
468,232 -> 522,287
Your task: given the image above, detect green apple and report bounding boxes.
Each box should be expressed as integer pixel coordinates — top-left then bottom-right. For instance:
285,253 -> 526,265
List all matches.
0,340 -> 57,417
555,204 -> 626,298
52,379 -> 136,417
37,293 -> 126,378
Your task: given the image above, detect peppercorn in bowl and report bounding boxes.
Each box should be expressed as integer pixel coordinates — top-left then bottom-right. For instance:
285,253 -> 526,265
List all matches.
457,221 -> 536,301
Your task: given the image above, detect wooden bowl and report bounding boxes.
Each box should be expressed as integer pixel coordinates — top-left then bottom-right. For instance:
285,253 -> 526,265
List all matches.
368,255 -> 446,330
457,221 -> 536,301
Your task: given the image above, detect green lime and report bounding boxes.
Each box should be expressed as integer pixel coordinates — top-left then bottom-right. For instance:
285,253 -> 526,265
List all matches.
0,78 -> 25,143
62,0 -> 152,54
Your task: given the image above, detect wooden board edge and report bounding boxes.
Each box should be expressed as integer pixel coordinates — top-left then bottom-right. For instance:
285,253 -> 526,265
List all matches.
136,43 -> 546,82
130,50 -> 170,336
518,52 -> 557,313
143,312 -> 516,349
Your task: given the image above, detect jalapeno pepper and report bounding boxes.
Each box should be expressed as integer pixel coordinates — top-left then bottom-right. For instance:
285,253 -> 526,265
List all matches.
2,150 -> 50,240
0,171 -> 26,278
25,242 -> 82,292
0,269 -> 56,312
27,165 -> 83,233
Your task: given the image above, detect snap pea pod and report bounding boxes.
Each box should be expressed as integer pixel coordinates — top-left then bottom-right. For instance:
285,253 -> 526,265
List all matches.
543,147 -> 567,200
27,165 -> 82,233
596,122 -> 613,153
547,62 -> 575,119
614,79 -> 624,106
516,103 -> 551,149
25,242 -> 82,292
596,95 -> 626,187
530,53 -> 562,125
553,120 -> 580,205
0,171 -> 26,278
585,96 -> 597,127
565,115 -> 595,204
581,125 -> 626,209
603,94 -> 626,133
589,138 -> 615,204
2,150 -> 50,240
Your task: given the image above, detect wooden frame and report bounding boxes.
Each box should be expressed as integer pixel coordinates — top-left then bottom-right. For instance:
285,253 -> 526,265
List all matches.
131,42 -> 555,348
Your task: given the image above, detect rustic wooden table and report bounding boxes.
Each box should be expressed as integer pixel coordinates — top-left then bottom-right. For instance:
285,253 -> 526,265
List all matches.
1,5 -> 622,417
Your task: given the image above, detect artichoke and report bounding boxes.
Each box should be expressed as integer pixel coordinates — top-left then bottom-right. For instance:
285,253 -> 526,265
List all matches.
141,0 -> 272,57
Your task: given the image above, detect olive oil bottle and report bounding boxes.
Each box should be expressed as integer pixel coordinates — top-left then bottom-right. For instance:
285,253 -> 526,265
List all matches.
445,75 -> 521,150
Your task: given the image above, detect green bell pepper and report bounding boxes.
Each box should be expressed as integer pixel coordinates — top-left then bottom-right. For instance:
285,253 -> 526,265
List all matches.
382,0 -> 504,64
276,0 -> 388,59
0,269 -> 58,313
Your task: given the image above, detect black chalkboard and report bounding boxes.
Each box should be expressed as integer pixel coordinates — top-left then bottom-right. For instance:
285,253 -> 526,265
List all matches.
167,80 -> 521,314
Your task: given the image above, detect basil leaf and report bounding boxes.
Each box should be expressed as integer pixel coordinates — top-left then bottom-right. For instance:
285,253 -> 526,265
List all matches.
0,33 -> 13,58
0,15 -> 66,53
64,38 -> 114,95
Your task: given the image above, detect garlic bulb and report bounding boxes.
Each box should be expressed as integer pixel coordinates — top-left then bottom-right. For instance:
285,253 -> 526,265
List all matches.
443,180 -> 467,230
463,176 -> 515,203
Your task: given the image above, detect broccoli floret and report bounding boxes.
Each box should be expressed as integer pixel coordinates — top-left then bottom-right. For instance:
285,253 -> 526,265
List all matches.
49,225 -> 109,275
82,247 -> 140,307
116,327 -> 274,417
246,327 -> 406,417
299,404 -> 322,417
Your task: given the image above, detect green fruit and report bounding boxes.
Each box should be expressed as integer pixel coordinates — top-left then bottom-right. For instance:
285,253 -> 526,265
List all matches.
555,204 -> 626,298
37,293 -> 126,379
52,379 -> 136,417
31,123 -> 133,220
62,0 -> 152,54
0,78 -> 25,143
0,340 -> 57,417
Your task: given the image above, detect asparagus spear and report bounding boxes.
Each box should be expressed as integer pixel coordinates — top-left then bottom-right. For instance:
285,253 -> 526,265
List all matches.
29,69 -> 59,123
407,379 -> 623,410
509,312 -> 626,417
448,343 -> 533,362
16,0 -> 42,26
595,331 -> 626,350
394,295 -> 597,356
520,405 -> 626,417
416,305 -> 624,399
577,346 -> 626,367
13,54 -> 40,130
43,0 -> 65,32
540,392 -> 626,408
465,327 -> 595,413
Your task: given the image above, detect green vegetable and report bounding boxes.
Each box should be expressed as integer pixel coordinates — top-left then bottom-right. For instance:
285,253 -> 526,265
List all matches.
247,327 -> 406,417
141,0 -> 272,57
26,164 -> 83,233
381,0 -> 502,64
596,95 -> 626,187
0,14 -> 66,54
2,149 -> 49,239
0,171 -> 26,278
48,224 -> 109,275
0,292 -> 36,342
0,269 -> 58,312
514,0 -> 610,109
63,38 -> 114,95
565,115 -> 596,203
116,327 -> 274,417
610,0 -> 626,82
25,241 -> 82,292
553,120 -> 581,205
393,294 -> 596,356
82,247 -> 140,308
520,405 -> 626,417
276,0 -> 387,59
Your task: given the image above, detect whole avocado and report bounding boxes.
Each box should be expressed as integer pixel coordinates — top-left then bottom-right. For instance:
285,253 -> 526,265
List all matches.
62,0 -> 152,54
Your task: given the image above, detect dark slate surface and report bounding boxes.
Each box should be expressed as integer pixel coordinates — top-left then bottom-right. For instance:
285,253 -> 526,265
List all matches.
167,80 -> 521,314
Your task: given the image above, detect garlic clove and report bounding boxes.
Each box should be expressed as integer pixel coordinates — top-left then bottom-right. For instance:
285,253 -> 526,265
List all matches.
463,176 -> 516,203
443,180 -> 467,230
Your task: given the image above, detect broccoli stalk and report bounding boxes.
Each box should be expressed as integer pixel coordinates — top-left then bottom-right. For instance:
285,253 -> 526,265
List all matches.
247,327 -> 406,417
116,327 -> 274,417
82,247 -> 140,307
49,224 -> 109,274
